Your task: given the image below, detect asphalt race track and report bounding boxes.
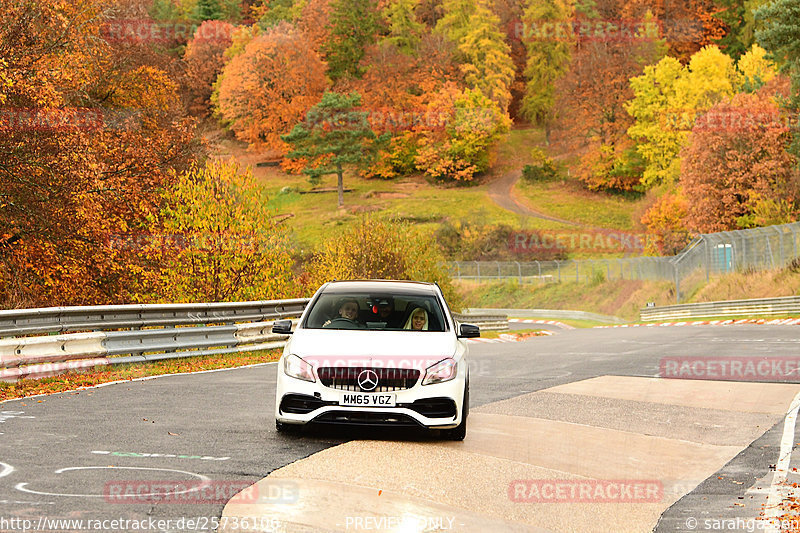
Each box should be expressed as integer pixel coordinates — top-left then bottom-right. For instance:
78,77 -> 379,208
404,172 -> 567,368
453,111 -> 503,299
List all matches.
1,324 -> 799,532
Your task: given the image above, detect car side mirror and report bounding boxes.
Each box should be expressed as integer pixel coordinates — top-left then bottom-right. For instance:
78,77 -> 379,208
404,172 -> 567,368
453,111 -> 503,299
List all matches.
272,320 -> 293,335
458,323 -> 480,338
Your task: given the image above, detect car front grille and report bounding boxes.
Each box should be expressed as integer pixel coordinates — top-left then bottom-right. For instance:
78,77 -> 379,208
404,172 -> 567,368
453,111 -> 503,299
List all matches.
317,367 -> 420,392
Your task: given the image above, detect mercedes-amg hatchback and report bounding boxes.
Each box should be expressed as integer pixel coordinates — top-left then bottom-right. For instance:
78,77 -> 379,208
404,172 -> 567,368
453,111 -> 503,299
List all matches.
273,280 -> 478,440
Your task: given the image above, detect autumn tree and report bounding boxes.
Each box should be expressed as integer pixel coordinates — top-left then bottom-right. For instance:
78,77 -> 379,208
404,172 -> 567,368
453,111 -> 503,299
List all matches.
305,216 -> 461,309
626,44 -> 765,189
620,0 -> 727,61
435,0 -> 475,44
554,7 -> 666,191
382,0 -> 426,54
141,160 -> 296,302
216,22 -> 328,152
184,20 -> 234,115
414,83 -> 511,182
457,0 -> 516,113
640,191 -> 691,254
282,92 -> 388,208
0,0 -> 198,306
681,91 -> 799,233
755,0 -> 800,157
715,0 -> 771,59
520,0 -> 572,135
323,0 -> 382,81
296,0 -> 333,54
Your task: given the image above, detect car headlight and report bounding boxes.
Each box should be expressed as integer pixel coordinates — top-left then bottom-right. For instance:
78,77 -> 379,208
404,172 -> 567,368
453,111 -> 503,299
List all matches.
422,358 -> 457,386
283,354 -> 315,382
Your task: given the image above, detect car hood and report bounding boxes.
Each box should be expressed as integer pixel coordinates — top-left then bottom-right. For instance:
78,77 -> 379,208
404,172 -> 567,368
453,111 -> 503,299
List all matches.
288,329 -> 458,369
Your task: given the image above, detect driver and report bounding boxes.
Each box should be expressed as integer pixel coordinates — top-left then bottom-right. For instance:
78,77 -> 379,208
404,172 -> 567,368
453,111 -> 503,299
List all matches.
322,298 -> 364,328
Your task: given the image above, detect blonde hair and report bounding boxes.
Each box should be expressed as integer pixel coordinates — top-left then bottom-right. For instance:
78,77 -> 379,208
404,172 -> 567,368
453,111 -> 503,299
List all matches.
403,307 -> 428,330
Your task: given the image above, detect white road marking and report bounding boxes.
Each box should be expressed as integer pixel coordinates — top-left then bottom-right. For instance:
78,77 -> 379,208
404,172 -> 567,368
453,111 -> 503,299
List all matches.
15,466 -> 210,498
763,391 -> 800,532
0,462 -> 14,478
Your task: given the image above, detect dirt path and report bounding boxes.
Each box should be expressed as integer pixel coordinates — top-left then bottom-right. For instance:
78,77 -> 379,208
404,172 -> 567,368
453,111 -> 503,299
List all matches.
486,170 -> 582,226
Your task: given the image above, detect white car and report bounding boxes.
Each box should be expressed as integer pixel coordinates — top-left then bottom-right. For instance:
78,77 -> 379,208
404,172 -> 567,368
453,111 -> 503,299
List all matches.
273,280 -> 478,440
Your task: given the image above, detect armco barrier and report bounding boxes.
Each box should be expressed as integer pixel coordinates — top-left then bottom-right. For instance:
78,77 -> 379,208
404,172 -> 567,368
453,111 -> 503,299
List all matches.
0,299 -> 310,337
452,313 -> 508,331
0,301 -> 506,381
640,295 -> 800,322
465,308 -> 625,324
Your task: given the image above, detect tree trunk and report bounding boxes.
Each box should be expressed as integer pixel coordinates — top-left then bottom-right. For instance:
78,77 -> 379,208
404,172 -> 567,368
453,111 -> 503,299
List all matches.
336,163 -> 344,209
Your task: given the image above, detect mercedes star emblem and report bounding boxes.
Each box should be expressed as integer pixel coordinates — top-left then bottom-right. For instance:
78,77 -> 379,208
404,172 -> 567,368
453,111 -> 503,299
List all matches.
357,369 -> 379,391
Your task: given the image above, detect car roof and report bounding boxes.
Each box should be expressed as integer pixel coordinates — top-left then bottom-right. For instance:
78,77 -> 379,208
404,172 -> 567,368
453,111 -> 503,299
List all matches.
320,280 -> 439,295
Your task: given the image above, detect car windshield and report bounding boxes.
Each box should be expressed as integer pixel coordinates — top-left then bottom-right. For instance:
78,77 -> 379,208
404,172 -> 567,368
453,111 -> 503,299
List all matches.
303,291 -> 448,332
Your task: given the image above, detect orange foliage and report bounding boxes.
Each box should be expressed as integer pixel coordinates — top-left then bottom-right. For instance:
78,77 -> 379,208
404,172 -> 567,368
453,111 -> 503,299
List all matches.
681,91 -> 799,233
641,191 -> 692,254
0,0 -> 199,307
297,0 -> 333,54
216,22 -> 329,152
184,20 -> 235,115
620,0 -> 727,61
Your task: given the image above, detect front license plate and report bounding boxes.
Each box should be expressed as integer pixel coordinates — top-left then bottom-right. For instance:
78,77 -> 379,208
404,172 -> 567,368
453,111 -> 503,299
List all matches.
340,393 -> 396,407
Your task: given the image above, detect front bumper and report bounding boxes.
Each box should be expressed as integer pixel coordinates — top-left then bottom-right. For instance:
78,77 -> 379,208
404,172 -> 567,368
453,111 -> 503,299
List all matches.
275,368 -> 466,429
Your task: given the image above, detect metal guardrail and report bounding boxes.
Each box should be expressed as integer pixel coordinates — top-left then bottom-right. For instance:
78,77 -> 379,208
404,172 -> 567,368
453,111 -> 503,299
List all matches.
464,308 -> 625,324
640,296 -> 800,322
0,301 -> 508,381
452,313 -> 508,331
0,299 -> 310,337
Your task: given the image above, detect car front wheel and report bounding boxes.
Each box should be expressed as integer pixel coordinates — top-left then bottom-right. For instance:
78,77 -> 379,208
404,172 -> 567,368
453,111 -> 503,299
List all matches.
441,382 -> 469,441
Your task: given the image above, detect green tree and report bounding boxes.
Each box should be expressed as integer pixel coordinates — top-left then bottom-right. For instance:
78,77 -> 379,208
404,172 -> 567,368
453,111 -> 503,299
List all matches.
520,0 -> 572,133
382,0 -> 425,55
434,0 -> 475,45
144,160 -> 296,303
282,92 -> 388,208
323,0 -> 381,81
457,0 -> 515,112
195,0 -> 224,21
256,0 -> 298,28
755,0 -> 800,157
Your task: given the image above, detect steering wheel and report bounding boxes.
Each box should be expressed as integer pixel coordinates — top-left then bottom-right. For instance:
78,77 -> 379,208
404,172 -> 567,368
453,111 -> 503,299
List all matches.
323,317 -> 363,329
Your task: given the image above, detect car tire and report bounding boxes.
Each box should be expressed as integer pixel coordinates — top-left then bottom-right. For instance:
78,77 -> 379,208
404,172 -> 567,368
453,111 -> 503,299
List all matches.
276,420 -> 296,433
442,381 -> 469,441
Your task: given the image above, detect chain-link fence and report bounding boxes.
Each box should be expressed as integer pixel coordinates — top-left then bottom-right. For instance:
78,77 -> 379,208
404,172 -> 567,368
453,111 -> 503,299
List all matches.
449,222 -> 800,303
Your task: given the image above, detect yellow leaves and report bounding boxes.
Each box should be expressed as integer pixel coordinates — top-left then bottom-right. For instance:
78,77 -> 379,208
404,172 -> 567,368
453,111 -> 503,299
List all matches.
109,66 -> 179,112
149,159 -> 297,303
737,44 -> 778,89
